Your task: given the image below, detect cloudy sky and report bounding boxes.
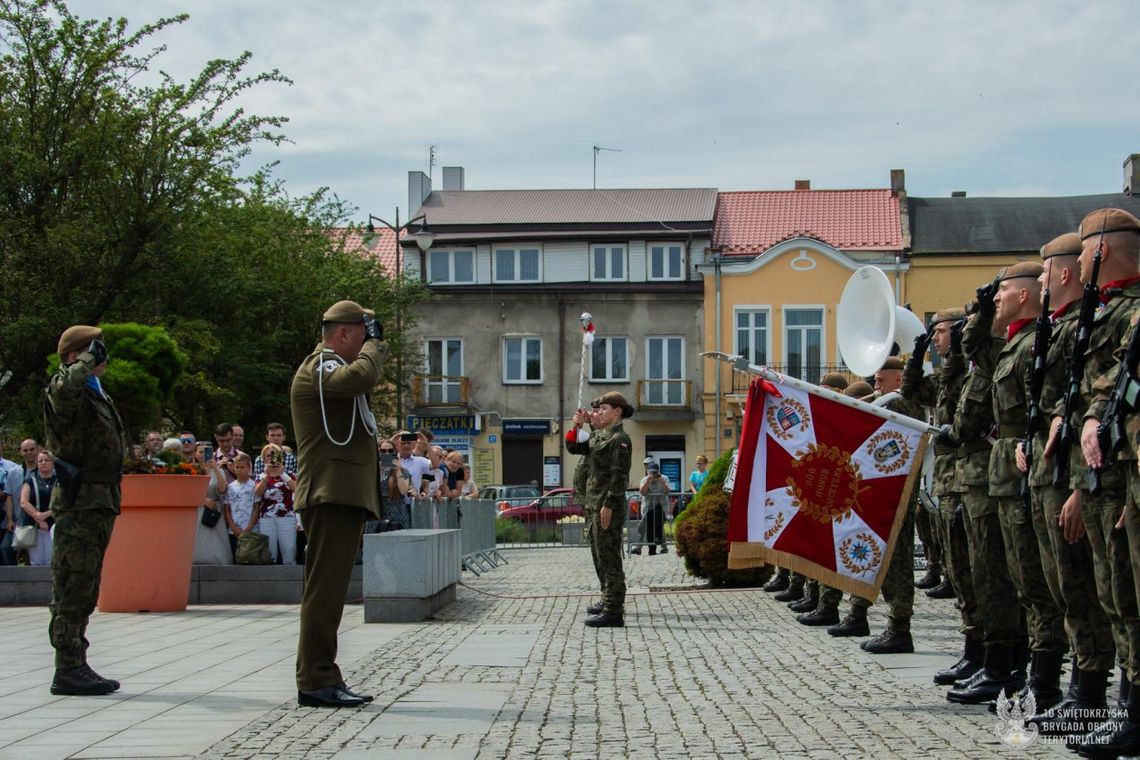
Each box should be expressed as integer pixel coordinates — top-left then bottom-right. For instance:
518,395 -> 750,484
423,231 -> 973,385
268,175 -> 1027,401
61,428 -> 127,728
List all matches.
82,0 -> 1140,222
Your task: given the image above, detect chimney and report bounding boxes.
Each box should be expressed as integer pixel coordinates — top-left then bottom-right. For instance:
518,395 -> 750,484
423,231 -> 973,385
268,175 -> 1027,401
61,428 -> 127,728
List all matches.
442,166 -> 465,191
794,179 -> 811,191
1125,154 -> 1140,195
890,169 -> 905,194
408,171 -> 431,215
951,191 -> 967,198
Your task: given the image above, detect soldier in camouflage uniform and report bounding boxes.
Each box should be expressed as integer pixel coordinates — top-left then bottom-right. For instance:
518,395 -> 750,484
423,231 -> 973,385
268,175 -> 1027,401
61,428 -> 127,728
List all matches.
567,404 -> 603,613
958,261 -> 1067,711
898,307 -> 985,685
43,325 -> 127,696
583,391 -> 634,628
1023,233 -> 1117,736
1065,209 -> 1140,753
945,297 -> 1024,704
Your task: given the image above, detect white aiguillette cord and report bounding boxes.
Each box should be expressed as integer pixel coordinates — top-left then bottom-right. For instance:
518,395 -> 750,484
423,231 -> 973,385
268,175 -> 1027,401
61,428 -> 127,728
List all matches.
317,348 -> 377,447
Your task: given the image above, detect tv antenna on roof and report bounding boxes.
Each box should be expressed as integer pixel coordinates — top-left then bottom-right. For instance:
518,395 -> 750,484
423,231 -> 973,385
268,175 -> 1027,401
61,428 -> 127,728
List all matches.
593,144 -> 622,189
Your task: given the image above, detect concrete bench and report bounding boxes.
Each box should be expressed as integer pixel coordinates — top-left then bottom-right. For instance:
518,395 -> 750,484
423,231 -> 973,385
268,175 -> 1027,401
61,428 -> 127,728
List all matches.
362,529 -> 461,623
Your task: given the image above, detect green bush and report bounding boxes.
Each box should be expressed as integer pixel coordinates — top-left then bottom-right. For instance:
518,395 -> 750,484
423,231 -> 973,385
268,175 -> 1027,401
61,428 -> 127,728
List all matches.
495,519 -> 530,544
674,449 -> 772,587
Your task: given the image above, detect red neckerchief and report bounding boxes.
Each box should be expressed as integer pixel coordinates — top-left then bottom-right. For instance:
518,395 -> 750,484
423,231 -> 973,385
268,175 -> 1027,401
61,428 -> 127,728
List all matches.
1006,317 -> 1034,342
1099,276 -> 1140,305
1050,299 -> 1078,321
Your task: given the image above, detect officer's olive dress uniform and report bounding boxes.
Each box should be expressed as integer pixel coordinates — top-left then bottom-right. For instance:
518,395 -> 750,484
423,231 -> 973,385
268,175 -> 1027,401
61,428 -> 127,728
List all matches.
291,338 -> 387,692
585,421 -> 632,617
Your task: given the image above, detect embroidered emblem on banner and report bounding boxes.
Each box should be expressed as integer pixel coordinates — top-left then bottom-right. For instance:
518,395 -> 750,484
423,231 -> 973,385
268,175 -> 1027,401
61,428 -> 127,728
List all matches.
839,532 -> 883,574
764,511 -> 785,541
865,430 -> 910,475
767,398 -> 809,441
785,443 -> 868,524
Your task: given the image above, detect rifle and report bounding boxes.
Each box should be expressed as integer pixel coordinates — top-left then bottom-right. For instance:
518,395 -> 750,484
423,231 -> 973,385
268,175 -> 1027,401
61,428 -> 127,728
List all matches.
1022,284 -> 1051,513
1053,240 -> 1103,489
1089,321 -> 1140,494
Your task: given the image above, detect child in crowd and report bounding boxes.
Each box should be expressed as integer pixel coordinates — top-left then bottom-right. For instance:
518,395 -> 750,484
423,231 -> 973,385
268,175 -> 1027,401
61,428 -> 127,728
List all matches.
223,453 -> 259,559
255,443 -> 298,564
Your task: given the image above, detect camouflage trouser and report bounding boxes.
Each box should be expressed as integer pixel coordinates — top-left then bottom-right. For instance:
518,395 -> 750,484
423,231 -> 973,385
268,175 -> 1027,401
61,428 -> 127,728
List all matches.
995,496 -> 1067,653
961,485 -> 1021,648
789,572 -> 817,595
1080,488 -> 1137,682
840,504 -> 915,622
49,508 -> 116,669
819,583 -> 842,608
584,506 -> 602,588
914,503 -> 942,575
590,511 -> 625,614
1031,484 -> 1114,672
938,493 -> 982,640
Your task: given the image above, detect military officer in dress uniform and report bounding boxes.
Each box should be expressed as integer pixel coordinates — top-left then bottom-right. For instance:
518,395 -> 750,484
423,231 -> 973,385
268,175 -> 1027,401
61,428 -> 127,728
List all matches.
583,391 -> 633,628
44,325 -> 127,696
567,403 -> 602,613
291,300 -> 387,708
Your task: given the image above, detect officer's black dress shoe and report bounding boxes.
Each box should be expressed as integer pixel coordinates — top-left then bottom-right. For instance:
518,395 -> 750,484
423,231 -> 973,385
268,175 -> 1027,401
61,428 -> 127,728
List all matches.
586,601 -> 604,615
797,605 -> 839,626
298,686 -> 366,708
336,682 -> 374,703
860,629 -> 914,654
827,613 -> 869,637
934,656 -> 982,686
50,666 -> 116,696
584,612 -> 624,628
762,574 -> 790,593
925,580 -> 956,599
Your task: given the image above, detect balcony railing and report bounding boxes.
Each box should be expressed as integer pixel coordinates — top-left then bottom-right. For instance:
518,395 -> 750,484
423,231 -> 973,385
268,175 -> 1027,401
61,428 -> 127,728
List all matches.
636,378 -> 691,408
730,364 -> 858,394
412,375 -> 470,407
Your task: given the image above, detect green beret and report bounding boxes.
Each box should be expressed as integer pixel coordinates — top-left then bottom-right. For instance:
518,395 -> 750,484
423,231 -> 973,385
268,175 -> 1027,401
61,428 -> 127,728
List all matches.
1040,232 -> 1082,259
932,307 -> 966,325
1079,208 -> 1140,240
844,380 -> 873,398
57,325 -> 102,356
819,372 -> 849,391
321,300 -> 374,324
593,391 -> 634,418
880,357 -> 905,372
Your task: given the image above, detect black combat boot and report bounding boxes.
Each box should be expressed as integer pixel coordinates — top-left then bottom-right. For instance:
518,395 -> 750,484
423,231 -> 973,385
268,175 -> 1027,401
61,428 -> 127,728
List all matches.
797,604 -> 840,626
914,568 -> 940,589
827,607 -> 869,637
988,651 -> 1064,715
788,583 -> 819,612
1031,668 -> 1108,738
1008,637 -> 1030,694
79,664 -> 120,692
763,569 -> 790,593
773,576 -> 805,603
50,667 -> 116,696
861,628 -> 914,655
946,646 -> 1015,704
934,635 -> 984,686
586,600 -> 604,615
584,611 -> 624,628
1073,681 -> 1140,758
1030,658 -> 1078,721
925,580 -> 955,599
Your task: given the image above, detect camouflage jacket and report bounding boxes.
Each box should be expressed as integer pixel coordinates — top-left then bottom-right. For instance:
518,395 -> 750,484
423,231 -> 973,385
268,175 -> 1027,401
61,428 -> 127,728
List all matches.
1030,300 -> 1079,486
43,352 -> 128,513
585,422 -> 632,514
1066,285 -> 1140,489
565,430 -> 592,510
1090,305 -> 1140,464
902,352 -> 966,496
988,320 -> 1037,496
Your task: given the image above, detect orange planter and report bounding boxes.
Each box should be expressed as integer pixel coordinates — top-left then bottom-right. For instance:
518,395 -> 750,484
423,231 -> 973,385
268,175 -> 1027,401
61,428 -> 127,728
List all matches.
97,474 -> 209,613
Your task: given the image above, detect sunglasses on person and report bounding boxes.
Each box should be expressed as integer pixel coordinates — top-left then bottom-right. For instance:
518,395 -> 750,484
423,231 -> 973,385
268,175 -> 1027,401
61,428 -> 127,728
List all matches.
379,447 -> 396,453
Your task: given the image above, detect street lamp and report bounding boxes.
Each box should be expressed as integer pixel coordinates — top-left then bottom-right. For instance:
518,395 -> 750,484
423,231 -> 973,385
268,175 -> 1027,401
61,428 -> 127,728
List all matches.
363,209 -> 434,427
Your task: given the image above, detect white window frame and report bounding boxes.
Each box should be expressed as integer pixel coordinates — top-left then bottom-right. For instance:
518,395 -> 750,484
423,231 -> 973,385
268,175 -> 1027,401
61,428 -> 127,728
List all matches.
590,243 -> 628,282
423,337 -> 464,403
647,242 -> 685,281
492,244 -> 543,283
502,335 -> 544,384
589,335 -> 630,383
426,248 -> 475,285
645,335 -> 686,406
733,305 -> 772,367
781,305 -> 826,383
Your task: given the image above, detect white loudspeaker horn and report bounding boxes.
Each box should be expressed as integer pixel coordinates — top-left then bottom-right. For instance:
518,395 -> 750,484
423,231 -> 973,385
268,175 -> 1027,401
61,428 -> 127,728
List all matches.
837,266 -> 926,377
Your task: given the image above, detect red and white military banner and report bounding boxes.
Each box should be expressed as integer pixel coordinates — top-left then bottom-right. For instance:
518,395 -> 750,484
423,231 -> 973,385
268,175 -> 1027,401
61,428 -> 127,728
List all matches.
727,374 -> 929,600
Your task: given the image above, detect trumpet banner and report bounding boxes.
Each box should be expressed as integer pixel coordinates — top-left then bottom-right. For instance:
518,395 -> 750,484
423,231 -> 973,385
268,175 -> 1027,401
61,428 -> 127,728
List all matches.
727,376 -> 928,600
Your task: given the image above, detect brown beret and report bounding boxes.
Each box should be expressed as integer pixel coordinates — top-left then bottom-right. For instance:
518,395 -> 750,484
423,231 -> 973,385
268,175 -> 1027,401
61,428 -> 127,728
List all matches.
1079,208 -> 1140,240
321,300 -> 375,324
880,357 -> 904,372
57,325 -> 102,356
932,307 -> 966,325
996,262 -> 1044,283
819,372 -> 849,391
1040,232 -> 1082,259
844,381 -> 873,398
593,391 -> 635,418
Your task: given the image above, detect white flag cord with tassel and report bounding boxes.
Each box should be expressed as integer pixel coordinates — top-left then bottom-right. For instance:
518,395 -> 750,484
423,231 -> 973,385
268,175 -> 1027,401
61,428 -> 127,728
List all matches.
576,312 -> 594,443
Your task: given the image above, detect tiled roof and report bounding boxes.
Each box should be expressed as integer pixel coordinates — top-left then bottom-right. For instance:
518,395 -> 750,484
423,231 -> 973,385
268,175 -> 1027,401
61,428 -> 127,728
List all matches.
712,189 -> 903,254
330,227 -> 400,275
413,188 -> 718,226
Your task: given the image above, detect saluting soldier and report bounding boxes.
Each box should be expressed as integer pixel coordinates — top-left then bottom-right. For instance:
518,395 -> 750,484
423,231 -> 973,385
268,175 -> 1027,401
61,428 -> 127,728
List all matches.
582,391 -> 633,628
290,300 -> 387,708
567,403 -> 603,613
43,325 -> 127,696
944,287 -> 1024,705
1068,208 -> 1140,753
1022,234 -> 1117,736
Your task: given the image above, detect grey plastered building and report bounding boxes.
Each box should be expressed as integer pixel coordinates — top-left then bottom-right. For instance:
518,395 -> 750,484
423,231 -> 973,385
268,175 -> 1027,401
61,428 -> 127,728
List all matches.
400,169 -> 716,490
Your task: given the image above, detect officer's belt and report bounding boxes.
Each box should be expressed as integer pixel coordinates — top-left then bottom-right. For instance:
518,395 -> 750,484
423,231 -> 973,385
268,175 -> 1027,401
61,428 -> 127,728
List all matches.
934,444 -> 957,456
995,425 -> 1026,439
957,439 -> 993,457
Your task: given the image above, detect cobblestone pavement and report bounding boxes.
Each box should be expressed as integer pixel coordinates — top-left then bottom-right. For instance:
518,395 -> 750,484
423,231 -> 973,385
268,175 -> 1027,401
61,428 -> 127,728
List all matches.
207,549 -> 1071,759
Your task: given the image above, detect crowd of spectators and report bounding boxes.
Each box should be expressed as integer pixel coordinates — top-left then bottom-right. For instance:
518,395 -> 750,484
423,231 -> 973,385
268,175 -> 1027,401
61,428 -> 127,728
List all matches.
0,424 -> 480,568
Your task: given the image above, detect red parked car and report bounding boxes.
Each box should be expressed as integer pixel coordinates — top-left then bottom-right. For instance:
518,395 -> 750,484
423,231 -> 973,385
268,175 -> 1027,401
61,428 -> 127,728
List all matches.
498,488 -> 585,526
